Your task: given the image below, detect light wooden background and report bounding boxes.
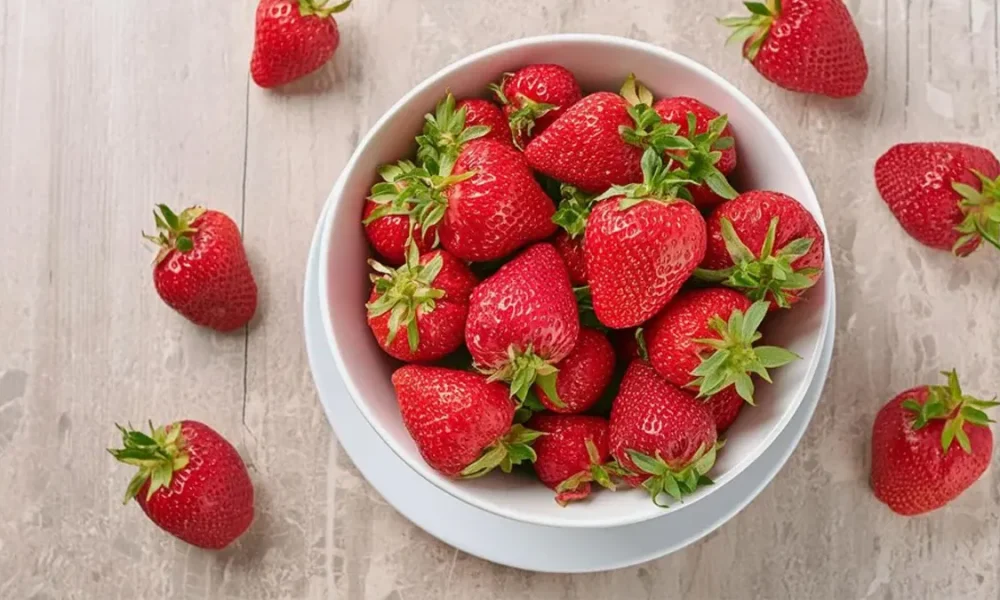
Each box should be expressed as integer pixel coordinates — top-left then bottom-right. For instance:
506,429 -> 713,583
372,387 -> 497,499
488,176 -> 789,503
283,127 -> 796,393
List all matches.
2,0 -> 1000,598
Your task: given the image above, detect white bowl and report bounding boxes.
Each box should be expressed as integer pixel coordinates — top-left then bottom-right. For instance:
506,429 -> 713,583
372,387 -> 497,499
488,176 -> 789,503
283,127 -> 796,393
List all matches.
319,34 -> 833,529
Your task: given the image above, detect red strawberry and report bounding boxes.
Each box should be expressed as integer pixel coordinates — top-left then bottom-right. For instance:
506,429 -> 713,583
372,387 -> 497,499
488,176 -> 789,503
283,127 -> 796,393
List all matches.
704,387 -> 746,433
645,289 -> 798,407
528,415 -> 622,505
490,64 -> 583,148
145,205 -> 258,332
535,328 -> 616,414
456,98 -> 513,146
874,143 -> 1000,255
362,161 -> 438,265
653,97 -> 739,208
250,0 -> 351,89
392,365 -> 541,477
366,245 -> 477,362
721,0 -> 868,98
109,421 -> 254,549
871,370 -> 997,516
695,190 -> 824,309
609,362 -> 720,505
465,243 -> 580,402
585,148 -> 707,328
551,184 -> 597,285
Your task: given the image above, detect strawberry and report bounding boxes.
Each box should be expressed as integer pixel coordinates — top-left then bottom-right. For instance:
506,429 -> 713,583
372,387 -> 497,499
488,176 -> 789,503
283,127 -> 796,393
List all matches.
721,0 -> 868,98
465,243 -> 580,403
645,290 -> 798,407
366,244 -> 477,362
362,161 -> 438,265
524,75 -> 689,193
144,205 -> 258,332
109,421 -> 254,549
871,370 -> 998,516
609,362 -> 720,506
391,365 -> 542,477
653,97 -> 739,208
528,415 -> 622,505
874,142 -> 1000,255
551,184 -> 597,285
695,190 -> 824,309
535,328 -> 616,414
456,98 -> 513,146
250,0 -> 351,89
704,387 -> 746,433
585,148 -> 707,328
490,64 -> 583,148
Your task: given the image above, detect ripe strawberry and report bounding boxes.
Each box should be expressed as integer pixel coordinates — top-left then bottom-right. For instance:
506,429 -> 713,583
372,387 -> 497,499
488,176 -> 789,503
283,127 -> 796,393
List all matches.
528,415 -> 623,505
609,362 -> 720,505
874,142 -> 1000,255
695,190 -> 824,309
109,421 -> 254,549
653,97 -> 739,208
366,244 -> 477,362
585,148 -> 707,328
456,98 -> 513,146
465,243 -> 580,403
392,365 -> 542,477
362,161 -> 438,265
250,0 -> 351,89
645,290 -> 798,407
871,370 -> 997,516
551,184 -> 597,285
704,387 -> 746,433
490,64 -> 583,148
535,328 -> 616,414
144,205 -> 258,332
721,0 -> 868,98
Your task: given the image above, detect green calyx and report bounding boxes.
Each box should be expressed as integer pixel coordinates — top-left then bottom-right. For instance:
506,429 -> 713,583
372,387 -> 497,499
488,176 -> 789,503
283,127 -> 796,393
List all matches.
667,112 -> 738,200
416,92 -> 491,177
552,184 -> 596,238
459,424 -> 545,479
626,442 -> 722,508
688,300 -> 799,404
296,0 -> 352,18
618,74 -> 695,154
952,170 -> 1000,254
490,74 -> 557,150
553,439 -> 629,505
903,370 -> 999,454
634,327 -> 649,361
574,286 -> 607,332
142,204 -> 206,265
719,0 -> 782,61
693,216 -> 821,308
366,242 -> 445,352
485,345 -> 565,407
107,421 -> 190,504
594,147 -> 698,209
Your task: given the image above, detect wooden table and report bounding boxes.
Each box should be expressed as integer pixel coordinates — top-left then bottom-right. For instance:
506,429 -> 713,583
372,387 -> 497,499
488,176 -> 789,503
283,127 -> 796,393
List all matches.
3,1 -> 999,598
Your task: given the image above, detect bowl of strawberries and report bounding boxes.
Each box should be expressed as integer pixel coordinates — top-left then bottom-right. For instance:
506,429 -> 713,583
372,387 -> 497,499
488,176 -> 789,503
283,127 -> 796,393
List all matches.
318,34 -> 833,528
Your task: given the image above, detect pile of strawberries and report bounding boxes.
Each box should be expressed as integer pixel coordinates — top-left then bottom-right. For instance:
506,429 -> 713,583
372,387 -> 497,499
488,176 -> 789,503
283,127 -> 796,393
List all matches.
362,64 -> 825,507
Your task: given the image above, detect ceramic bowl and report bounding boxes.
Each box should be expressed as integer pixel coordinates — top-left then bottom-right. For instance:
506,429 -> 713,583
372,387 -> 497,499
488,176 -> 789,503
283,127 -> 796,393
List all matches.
318,34 -> 833,528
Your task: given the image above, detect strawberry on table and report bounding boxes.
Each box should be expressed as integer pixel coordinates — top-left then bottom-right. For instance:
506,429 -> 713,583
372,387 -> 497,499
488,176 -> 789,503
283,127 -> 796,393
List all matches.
874,142 -> 1000,255
362,161 -> 439,265
108,421 -> 254,549
456,98 -> 513,146
465,243 -> 580,403
392,365 -> 543,478
871,370 -> 997,516
528,415 -> 622,505
585,148 -> 707,329
490,64 -> 583,148
250,0 -> 352,89
695,190 -> 824,309
551,184 -> 597,285
721,0 -> 868,98
535,328 -> 616,414
366,243 -> 477,363
144,205 -> 258,332
609,362 -> 720,506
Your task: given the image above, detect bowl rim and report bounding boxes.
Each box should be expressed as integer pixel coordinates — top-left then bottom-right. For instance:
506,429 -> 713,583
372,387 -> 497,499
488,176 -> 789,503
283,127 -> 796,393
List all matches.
318,33 -> 833,529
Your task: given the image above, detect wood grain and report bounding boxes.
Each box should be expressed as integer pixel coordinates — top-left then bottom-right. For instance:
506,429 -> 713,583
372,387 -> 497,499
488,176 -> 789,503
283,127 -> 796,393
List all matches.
1,0 -> 999,598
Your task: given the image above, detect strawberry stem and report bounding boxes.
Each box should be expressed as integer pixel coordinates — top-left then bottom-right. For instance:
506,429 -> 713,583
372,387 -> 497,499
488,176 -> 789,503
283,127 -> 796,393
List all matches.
459,424 -> 544,479
142,205 -> 206,265
416,92 -> 490,177
902,370 -> 999,454
485,345 -> 564,407
297,0 -> 352,18
718,0 -> 781,61
107,421 -> 190,504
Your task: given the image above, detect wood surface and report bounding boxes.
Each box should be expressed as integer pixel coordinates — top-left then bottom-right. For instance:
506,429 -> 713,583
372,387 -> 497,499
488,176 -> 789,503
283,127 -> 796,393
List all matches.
2,0 -> 999,598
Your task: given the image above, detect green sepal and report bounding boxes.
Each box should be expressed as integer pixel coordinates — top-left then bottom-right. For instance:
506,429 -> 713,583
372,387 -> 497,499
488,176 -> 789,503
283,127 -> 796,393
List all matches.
951,170 -> 1000,254
664,113 -> 738,200
626,441 -> 721,508
551,438 -> 622,505
365,241 -> 446,352
297,0 -> 352,18
489,74 -> 557,149
594,147 -> 698,208
574,286 -> 607,332
142,205 -> 207,265
692,216 -> 822,308
902,369 -> 997,454
718,0 -> 781,61
688,300 -> 799,404
617,74 -> 696,154
483,345 -> 562,406
459,425 -> 544,479
552,185 -> 597,238
415,92 -> 490,177
107,421 -> 190,504
634,327 -> 649,361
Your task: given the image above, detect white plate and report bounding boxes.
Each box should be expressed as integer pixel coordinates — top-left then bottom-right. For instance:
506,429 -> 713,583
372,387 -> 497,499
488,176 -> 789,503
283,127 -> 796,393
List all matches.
304,203 -> 836,573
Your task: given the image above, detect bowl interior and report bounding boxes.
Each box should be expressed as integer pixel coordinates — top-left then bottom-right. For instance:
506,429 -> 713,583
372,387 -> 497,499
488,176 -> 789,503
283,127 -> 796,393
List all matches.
320,35 -> 831,528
